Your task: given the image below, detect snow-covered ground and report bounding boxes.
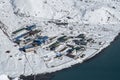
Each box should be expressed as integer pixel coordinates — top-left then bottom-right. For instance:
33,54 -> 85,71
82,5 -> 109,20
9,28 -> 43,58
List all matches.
0,0 -> 120,79
0,74 -> 9,80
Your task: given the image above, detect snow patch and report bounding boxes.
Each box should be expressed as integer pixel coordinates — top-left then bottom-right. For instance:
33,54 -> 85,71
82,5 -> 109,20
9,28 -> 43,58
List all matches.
0,75 -> 9,80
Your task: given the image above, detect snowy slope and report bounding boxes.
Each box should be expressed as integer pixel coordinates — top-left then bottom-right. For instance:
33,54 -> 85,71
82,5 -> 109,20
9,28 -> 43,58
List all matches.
83,7 -> 120,24
12,0 -> 77,18
11,0 -> 83,23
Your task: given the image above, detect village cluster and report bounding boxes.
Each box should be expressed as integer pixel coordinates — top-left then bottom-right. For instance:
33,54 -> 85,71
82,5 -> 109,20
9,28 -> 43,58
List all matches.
11,24 -> 104,67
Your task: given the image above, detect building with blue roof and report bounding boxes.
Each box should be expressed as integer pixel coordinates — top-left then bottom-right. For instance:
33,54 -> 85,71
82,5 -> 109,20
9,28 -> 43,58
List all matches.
19,36 -> 49,52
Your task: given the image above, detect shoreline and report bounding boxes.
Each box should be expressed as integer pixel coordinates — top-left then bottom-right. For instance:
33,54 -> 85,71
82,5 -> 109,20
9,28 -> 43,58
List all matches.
19,33 -> 120,80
